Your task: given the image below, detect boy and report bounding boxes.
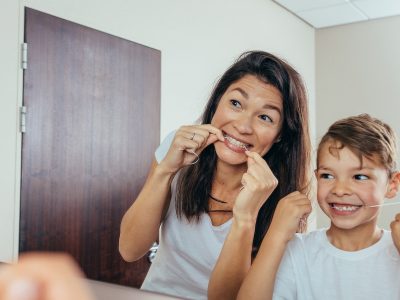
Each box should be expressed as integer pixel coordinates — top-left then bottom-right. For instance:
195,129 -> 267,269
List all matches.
238,114 -> 400,300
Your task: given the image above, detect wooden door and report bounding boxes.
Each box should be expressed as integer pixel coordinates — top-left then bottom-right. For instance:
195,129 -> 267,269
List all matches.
20,7 -> 161,287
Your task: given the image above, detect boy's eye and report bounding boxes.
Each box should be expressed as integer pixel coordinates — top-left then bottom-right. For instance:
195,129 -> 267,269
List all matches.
230,99 -> 241,108
319,173 -> 334,179
259,114 -> 273,123
354,174 -> 369,180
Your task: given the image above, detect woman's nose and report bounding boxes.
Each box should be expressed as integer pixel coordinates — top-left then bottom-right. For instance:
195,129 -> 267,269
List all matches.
233,115 -> 253,134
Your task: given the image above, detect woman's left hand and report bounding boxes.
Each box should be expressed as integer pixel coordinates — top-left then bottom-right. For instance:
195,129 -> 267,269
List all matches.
233,151 -> 278,224
391,213 -> 400,255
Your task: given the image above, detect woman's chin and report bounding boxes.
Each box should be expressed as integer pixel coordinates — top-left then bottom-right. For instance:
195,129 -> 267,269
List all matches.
215,147 -> 247,166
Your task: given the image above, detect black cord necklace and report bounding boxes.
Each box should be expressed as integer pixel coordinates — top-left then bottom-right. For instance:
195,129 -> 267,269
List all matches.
208,194 -> 232,213
209,194 -> 228,203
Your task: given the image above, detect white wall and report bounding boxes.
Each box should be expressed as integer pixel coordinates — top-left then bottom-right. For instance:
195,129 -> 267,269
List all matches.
0,0 -> 315,262
316,16 -> 400,229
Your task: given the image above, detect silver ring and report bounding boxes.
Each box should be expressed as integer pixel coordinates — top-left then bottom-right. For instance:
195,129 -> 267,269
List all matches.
190,132 -> 195,140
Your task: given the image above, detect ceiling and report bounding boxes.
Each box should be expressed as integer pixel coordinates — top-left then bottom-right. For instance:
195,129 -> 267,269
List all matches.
272,0 -> 400,28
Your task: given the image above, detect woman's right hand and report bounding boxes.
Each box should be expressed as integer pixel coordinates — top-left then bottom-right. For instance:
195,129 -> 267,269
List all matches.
158,124 -> 224,174
268,191 -> 312,244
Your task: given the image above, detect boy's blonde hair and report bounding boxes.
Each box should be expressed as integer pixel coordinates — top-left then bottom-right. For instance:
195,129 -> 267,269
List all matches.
317,114 -> 398,175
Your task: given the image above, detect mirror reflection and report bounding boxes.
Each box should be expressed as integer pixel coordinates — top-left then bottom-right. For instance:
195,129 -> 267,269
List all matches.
1,1 -> 400,299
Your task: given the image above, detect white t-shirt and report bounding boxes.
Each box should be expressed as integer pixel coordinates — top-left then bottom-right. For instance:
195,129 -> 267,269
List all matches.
141,131 -> 232,300
273,228 -> 400,300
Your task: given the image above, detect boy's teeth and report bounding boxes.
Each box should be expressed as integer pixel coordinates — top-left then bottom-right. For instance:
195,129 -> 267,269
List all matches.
332,204 -> 359,211
224,134 -> 248,149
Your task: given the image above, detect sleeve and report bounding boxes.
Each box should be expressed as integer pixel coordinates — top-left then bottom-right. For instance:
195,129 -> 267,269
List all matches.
272,241 -> 297,300
155,130 -> 176,163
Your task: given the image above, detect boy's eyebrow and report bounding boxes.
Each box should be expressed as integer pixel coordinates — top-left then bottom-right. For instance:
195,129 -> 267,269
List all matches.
316,166 -> 330,171
316,165 -> 375,171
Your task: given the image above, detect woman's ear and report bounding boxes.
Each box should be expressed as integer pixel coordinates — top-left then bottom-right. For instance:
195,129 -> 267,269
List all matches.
386,171 -> 400,199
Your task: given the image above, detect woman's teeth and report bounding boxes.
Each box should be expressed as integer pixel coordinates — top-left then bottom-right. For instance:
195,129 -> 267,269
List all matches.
223,134 -> 250,149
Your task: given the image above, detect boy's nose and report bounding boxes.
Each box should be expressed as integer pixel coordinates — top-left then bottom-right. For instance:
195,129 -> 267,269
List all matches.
331,180 -> 352,196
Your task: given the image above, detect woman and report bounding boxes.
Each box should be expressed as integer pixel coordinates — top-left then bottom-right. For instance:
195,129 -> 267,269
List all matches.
119,51 -> 311,300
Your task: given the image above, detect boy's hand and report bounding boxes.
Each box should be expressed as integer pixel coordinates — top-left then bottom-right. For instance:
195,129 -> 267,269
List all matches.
268,191 -> 312,244
391,213 -> 400,254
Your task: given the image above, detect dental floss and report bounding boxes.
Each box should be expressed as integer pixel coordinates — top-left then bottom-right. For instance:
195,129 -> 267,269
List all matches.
188,150 -> 199,165
367,202 -> 400,208
299,217 -> 307,233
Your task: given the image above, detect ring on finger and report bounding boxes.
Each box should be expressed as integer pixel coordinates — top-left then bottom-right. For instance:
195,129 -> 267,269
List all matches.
190,132 -> 196,140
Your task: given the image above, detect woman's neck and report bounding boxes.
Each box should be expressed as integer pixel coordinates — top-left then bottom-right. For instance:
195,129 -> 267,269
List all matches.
214,160 -> 246,189
211,160 -> 246,203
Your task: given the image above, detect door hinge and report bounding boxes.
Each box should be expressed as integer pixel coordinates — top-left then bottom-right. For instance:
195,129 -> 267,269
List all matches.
19,106 -> 27,133
21,43 -> 28,70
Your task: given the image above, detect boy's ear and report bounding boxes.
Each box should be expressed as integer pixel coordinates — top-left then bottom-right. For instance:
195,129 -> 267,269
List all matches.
386,171 -> 400,199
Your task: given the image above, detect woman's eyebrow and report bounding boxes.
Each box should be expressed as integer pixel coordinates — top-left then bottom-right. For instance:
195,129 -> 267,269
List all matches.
263,104 -> 282,116
231,87 -> 249,99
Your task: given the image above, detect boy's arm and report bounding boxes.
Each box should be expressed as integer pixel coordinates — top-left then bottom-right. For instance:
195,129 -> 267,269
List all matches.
391,213 -> 400,254
237,192 -> 311,300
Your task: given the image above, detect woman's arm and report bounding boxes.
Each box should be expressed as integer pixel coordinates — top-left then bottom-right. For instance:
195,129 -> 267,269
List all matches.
119,125 -> 224,262
208,152 -> 278,300
119,159 -> 175,262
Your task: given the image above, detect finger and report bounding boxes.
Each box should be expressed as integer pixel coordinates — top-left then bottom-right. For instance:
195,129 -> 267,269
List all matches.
197,124 -> 224,141
183,124 -> 224,142
179,125 -> 223,149
245,151 -> 269,168
245,152 -> 276,178
395,213 -> 400,221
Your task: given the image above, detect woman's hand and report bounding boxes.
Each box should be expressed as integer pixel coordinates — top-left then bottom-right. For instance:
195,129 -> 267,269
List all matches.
0,252 -> 94,300
233,151 -> 278,224
158,125 -> 224,174
391,213 -> 400,255
268,191 -> 312,244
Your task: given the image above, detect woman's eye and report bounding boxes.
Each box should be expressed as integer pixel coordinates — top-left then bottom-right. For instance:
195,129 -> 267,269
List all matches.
230,99 -> 241,108
259,114 -> 273,123
319,173 -> 334,179
354,174 -> 369,180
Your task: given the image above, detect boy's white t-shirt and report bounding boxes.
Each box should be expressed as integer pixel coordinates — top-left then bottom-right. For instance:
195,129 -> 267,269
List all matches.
141,131 -> 233,300
273,228 -> 400,300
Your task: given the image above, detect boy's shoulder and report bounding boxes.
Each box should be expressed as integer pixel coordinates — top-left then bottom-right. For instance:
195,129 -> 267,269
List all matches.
291,228 -> 327,245
288,228 -> 397,259
286,228 -> 327,254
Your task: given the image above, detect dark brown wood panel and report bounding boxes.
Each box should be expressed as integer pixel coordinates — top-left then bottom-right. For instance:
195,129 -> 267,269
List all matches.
20,8 -> 160,287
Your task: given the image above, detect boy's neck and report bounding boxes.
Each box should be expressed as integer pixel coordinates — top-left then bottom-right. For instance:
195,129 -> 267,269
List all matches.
326,222 -> 382,251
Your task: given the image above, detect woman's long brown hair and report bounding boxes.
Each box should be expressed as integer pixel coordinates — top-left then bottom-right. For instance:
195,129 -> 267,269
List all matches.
175,51 -> 311,254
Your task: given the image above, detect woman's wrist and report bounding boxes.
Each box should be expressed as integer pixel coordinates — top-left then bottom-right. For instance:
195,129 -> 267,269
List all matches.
232,209 -> 257,229
154,161 -> 178,177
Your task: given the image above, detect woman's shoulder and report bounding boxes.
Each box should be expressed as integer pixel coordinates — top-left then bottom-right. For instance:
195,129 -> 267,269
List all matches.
155,130 -> 176,163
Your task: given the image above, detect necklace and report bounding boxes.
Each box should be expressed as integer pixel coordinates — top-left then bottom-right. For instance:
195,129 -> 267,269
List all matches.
208,194 -> 232,213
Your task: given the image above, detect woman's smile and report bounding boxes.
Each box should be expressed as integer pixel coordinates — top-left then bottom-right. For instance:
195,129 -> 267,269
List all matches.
223,132 -> 252,153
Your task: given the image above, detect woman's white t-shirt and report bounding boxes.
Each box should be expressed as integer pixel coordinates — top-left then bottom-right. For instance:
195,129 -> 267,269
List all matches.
141,132 -> 232,300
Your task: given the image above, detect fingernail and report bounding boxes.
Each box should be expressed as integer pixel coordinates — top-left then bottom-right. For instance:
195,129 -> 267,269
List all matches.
5,278 -> 38,300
